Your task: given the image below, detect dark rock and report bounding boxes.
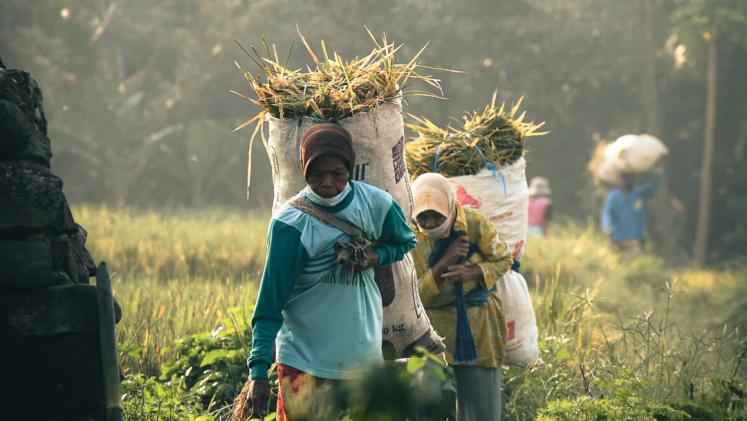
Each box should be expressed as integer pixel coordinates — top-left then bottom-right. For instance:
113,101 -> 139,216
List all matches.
0,68 -> 47,134
60,197 -> 80,233
0,161 -> 76,235
0,99 -> 31,155
63,226 -> 96,283
0,233 -> 72,290
0,62 -> 112,421
0,283 -> 121,336
0,99 -> 52,165
0,57 -> 5,69
73,225 -> 97,277
0,332 -> 106,420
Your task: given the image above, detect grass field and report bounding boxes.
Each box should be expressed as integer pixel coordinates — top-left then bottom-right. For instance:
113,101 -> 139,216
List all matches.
73,205 -> 747,419
75,206 -> 266,375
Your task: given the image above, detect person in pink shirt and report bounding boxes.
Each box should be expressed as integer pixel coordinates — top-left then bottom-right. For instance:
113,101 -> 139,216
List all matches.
527,177 -> 553,238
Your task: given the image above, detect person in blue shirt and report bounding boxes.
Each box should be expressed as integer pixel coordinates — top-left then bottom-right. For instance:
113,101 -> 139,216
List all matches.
243,123 -> 416,420
601,168 -> 662,258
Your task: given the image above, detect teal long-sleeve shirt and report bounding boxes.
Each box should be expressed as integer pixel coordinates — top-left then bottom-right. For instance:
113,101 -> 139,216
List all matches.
248,181 -> 416,380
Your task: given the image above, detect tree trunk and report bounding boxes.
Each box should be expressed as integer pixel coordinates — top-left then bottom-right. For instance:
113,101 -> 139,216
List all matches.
693,39 -> 718,266
640,0 -> 662,135
735,103 -> 747,162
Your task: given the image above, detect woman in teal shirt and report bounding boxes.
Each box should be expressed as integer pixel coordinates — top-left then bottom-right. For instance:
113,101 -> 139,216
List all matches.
244,124 -> 416,420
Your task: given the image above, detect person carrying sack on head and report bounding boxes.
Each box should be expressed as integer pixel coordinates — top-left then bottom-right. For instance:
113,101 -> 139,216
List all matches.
409,173 -> 512,421
242,124 -> 416,420
601,165 -> 663,259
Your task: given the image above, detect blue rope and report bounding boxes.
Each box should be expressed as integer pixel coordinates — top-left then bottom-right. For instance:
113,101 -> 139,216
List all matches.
474,146 -> 507,194
433,144 -> 444,173
453,282 -> 477,364
428,230 -> 479,365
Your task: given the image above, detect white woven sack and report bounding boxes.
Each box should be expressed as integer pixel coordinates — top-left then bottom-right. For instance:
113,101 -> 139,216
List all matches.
605,134 -> 668,174
447,157 -> 529,261
264,103 -> 413,218
495,270 -> 539,366
261,103 -> 442,359
595,157 -> 624,185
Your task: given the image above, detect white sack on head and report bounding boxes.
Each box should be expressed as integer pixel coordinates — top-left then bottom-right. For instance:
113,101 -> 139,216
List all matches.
605,134 -> 668,174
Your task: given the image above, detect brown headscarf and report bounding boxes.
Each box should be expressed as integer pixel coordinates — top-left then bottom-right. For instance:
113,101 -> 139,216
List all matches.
300,124 -> 355,177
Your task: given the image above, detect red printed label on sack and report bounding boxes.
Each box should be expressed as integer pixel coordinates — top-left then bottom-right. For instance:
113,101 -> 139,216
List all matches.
489,211 -> 514,222
455,184 -> 481,209
512,240 -> 524,259
506,320 -> 516,340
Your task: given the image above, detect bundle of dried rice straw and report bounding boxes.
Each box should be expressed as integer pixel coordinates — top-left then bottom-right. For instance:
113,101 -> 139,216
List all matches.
405,93 -> 547,177
232,28 -> 452,138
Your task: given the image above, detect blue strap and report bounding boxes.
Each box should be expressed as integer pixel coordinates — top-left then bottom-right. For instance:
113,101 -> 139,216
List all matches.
453,282 -> 478,364
432,144 -> 444,173
474,147 -> 507,194
427,230 -> 479,365
463,285 -> 496,306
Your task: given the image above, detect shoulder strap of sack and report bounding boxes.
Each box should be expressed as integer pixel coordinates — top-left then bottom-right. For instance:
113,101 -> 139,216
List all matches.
288,195 -> 370,242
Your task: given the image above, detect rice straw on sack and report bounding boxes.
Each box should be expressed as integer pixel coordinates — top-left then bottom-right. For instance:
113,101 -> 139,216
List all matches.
232,28 -> 454,135
405,92 -> 547,177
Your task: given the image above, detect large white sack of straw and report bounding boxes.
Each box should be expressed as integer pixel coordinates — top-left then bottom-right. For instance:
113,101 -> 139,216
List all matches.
495,270 -> 539,366
265,103 -> 413,218
262,103 -> 443,359
604,134 -> 668,174
447,157 -> 529,262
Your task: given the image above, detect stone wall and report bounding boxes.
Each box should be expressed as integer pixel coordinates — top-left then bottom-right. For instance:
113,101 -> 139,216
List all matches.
0,59 -> 121,421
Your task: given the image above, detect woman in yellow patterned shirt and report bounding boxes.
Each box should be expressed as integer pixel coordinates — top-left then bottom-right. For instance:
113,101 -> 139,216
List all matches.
410,173 -> 512,421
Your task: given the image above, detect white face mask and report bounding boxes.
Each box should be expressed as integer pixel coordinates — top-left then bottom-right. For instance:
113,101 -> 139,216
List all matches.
303,183 -> 352,207
418,212 -> 454,239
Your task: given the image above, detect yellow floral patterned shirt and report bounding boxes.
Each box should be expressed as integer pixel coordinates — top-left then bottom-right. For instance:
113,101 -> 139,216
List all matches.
411,203 -> 512,367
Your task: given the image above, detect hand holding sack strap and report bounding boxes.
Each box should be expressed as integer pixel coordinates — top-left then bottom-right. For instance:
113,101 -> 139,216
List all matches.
288,195 -> 377,269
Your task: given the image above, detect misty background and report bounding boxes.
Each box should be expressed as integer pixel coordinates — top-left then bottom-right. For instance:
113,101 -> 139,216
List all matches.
1,0 -> 746,264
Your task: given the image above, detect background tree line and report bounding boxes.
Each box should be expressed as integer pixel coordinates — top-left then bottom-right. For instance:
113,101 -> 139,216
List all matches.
1,0 -> 745,264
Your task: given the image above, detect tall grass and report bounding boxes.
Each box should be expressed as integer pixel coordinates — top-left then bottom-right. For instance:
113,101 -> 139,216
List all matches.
73,205 -> 267,375
74,205 -> 268,280
505,268 -> 746,419
70,205 -> 747,418
114,276 -> 257,376
505,223 -> 747,419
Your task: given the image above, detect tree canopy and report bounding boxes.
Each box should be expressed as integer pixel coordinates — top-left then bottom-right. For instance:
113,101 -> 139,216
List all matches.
1,0 -> 745,262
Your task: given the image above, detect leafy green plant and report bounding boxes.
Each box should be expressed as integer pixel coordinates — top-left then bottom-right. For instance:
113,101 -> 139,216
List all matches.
122,374 -> 210,420
668,378 -> 747,420
282,349 -> 456,421
159,307 -> 254,412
